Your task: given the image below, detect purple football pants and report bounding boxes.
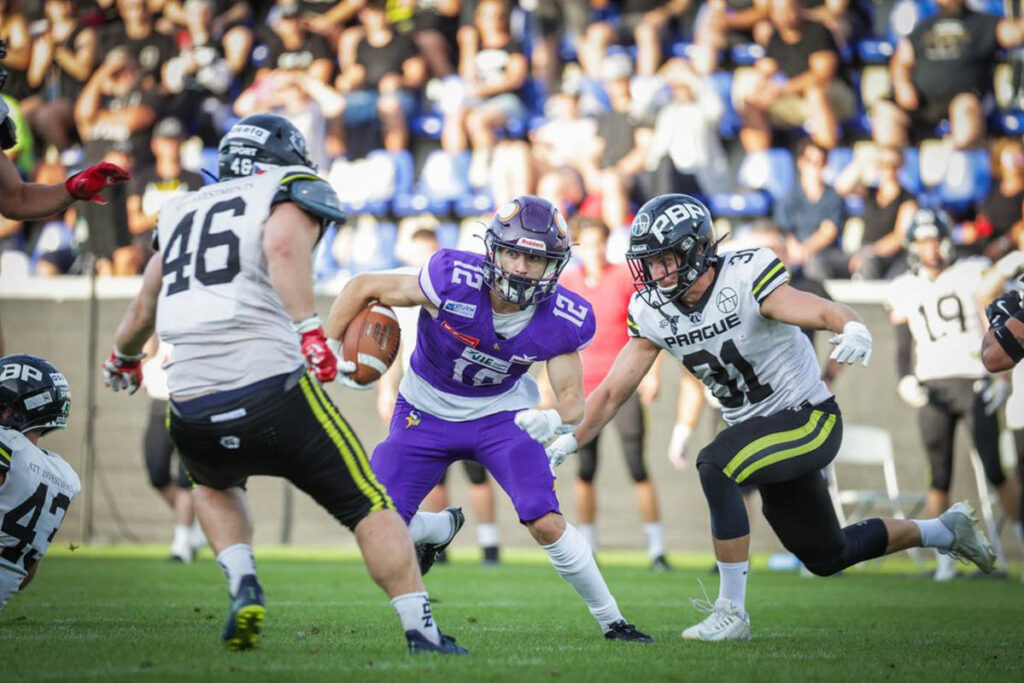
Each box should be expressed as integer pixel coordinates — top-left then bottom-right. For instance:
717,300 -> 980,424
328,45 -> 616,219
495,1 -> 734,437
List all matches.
371,396 -> 560,523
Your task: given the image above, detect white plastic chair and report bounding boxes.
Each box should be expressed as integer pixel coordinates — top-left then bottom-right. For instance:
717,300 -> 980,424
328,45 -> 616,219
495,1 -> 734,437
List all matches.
827,424 -> 928,568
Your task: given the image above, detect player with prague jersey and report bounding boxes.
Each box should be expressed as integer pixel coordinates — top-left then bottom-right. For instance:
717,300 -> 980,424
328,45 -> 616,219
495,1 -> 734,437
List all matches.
327,195 -> 652,643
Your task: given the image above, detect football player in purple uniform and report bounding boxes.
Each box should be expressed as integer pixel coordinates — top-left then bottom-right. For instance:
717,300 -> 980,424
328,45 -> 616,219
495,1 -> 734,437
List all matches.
327,195 -> 652,643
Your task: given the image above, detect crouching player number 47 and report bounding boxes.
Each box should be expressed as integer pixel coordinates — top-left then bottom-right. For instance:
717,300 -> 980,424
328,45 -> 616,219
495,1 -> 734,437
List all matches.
545,194 -> 998,641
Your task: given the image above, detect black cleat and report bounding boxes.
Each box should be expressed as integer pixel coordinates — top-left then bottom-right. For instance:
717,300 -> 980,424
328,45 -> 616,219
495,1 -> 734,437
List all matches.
481,545 -> 500,566
406,630 -> 470,655
416,507 -> 464,576
434,549 -> 449,565
604,620 -> 654,643
222,575 -> 265,651
650,555 -> 673,572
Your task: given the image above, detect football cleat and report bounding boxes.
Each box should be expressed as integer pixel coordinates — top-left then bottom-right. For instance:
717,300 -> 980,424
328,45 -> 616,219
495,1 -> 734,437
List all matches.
222,575 -> 266,651
604,620 -> 654,643
481,545 -> 500,566
682,597 -> 750,642
406,630 -> 469,655
416,507 -> 464,576
937,501 -> 997,574
650,555 -> 673,572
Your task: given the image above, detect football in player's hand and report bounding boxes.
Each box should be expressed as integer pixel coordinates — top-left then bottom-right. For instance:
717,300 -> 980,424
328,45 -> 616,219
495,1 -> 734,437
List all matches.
342,303 -> 401,385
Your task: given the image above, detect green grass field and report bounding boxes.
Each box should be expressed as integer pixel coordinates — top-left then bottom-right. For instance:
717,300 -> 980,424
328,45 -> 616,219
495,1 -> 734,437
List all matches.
3,547 -> 1022,682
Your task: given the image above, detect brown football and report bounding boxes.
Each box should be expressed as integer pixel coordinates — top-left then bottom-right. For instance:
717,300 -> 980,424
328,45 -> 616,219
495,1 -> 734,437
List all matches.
342,303 -> 401,385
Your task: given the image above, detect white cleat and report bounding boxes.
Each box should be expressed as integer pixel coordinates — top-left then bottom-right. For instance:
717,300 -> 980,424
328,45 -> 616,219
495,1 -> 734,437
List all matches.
938,501 -> 996,574
933,553 -> 956,582
682,597 -> 751,642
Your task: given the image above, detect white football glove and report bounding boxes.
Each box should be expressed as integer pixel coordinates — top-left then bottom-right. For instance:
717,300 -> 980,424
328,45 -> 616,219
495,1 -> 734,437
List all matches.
514,408 -> 562,443
897,375 -> 929,409
828,321 -> 873,366
545,433 -> 578,473
977,377 -> 1011,416
326,338 -> 373,391
666,423 -> 692,470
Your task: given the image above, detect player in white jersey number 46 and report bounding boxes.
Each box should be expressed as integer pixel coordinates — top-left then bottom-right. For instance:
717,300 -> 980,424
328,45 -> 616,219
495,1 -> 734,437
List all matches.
0,354 -> 80,612
546,194 -> 998,641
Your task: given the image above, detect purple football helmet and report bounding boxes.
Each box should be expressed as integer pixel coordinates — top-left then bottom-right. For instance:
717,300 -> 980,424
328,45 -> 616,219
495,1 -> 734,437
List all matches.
481,195 -> 571,306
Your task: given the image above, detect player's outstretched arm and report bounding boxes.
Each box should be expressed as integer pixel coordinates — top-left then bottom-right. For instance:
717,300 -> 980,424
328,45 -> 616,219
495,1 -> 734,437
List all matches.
578,337 -> 661,447
760,283 -> 873,366
114,253 -> 163,356
983,315 -> 1024,372
265,202 -> 320,324
325,271 -> 436,341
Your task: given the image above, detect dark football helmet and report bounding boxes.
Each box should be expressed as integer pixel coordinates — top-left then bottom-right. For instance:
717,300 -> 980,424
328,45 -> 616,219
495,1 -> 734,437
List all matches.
481,195 -> 571,306
217,114 -> 315,180
0,355 -> 71,435
626,194 -> 718,308
906,207 -> 954,272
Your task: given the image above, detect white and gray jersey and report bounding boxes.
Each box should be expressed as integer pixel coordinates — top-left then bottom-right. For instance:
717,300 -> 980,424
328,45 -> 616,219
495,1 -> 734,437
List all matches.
627,247 -> 831,426
154,165 -> 317,397
0,427 -> 80,610
887,257 -> 988,382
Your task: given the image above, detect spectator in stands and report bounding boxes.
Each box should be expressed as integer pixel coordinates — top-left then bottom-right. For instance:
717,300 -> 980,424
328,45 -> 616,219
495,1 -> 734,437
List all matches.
412,0 -> 461,79
30,158 -> 78,276
105,0 -> 177,91
532,82 -> 595,216
833,145 -> 917,279
22,0 -> 97,152
2,93 -> 32,176
584,52 -> 651,232
737,0 -> 854,151
581,0 -> 696,78
643,57 -> 730,197
1,0 -> 32,101
335,0 -> 425,154
890,0 -> 1024,150
127,117 -> 202,262
74,48 -> 158,166
442,0 -> 527,187
263,1 -> 335,84
77,143 -> 138,275
163,0 -> 249,145
974,140 -> 1024,261
772,138 -> 845,281
693,0 -> 769,74
162,0 -> 253,50
531,0 -> 588,89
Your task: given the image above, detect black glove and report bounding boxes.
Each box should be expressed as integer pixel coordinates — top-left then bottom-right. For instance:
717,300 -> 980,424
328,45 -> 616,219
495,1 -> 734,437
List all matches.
986,290 -> 1024,328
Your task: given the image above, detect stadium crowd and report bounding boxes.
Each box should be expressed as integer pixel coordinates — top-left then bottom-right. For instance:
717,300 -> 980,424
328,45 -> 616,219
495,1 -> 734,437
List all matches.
1,0 -> 1023,281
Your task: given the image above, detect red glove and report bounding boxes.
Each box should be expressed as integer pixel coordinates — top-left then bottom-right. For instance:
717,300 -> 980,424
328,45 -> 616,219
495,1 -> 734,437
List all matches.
65,162 -> 131,205
294,315 -> 338,382
102,349 -> 145,394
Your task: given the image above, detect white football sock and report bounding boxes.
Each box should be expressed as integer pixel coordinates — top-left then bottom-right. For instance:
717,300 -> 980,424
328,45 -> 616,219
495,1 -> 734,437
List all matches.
216,543 -> 256,596
391,592 -> 441,645
935,551 -> 956,576
171,524 -> 190,550
408,511 -> 455,545
717,561 -> 749,614
643,523 -> 665,560
913,518 -> 954,548
543,523 -> 623,631
580,523 -> 598,555
477,523 -> 500,548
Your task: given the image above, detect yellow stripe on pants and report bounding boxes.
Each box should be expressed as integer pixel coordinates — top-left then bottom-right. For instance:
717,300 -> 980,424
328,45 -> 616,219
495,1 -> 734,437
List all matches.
723,410 -> 825,479
301,376 -> 392,511
734,413 -> 837,484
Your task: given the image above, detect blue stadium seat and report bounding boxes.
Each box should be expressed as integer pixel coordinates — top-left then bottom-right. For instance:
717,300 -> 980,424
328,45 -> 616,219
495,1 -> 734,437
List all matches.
411,113 -> 444,140
435,222 -> 461,249
708,192 -> 772,217
856,39 -> 893,64
844,195 -> 865,216
711,71 -> 742,139
455,192 -> 495,218
824,147 -> 853,184
314,223 -> 342,282
998,110 -> 1024,135
349,221 -> 399,273
730,43 -> 764,66
899,146 -> 921,195
737,148 -> 795,201
671,42 -> 696,59
940,149 -> 991,211
393,150 -> 470,217
200,147 -> 219,182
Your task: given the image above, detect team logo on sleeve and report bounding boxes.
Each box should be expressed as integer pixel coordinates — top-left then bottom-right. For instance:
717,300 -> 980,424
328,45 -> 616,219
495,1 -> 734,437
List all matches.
716,287 -> 738,314
442,300 -> 477,319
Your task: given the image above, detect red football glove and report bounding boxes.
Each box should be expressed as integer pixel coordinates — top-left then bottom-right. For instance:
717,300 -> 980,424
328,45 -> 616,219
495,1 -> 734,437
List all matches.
65,162 -> 131,205
294,315 -> 338,382
102,349 -> 145,394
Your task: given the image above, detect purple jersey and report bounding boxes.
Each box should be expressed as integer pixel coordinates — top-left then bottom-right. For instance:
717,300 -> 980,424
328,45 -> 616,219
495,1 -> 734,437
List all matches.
402,249 -> 595,420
